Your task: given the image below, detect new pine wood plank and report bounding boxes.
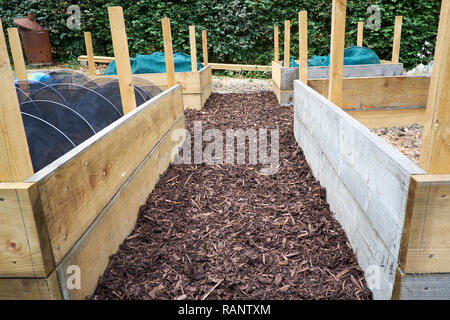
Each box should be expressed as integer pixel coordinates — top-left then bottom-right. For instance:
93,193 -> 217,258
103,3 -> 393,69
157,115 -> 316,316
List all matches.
299,11 -> 308,84
0,183 -> 53,277
189,26 -> 197,72
0,271 -> 61,300
27,86 -> 183,265
84,32 -> 96,77
7,28 -> 27,81
209,63 -> 271,72
274,26 -> 279,62
271,61 -> 283,90
357,21 -> 363,47
108,6 -> 136,114
57,118 -> 185,299
328,0 -> 347,106
0,19 -> 34,181
420,0 -> 450,174
346,107 -> 426,129
77,55 -> 114,64
309,76 -> 430,109
162,18 -> 175,88
392,16 -> 403,63
283,20 -> 290,68
400,174 -> 450,273
202,30 -> 208,66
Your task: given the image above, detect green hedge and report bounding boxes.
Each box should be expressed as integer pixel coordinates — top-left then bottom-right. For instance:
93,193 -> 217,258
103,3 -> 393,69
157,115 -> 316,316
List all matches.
0,0 -> 441,69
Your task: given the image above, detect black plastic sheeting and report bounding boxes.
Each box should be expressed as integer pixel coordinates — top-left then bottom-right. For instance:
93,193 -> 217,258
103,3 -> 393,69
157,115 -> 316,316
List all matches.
16,69 -> 162,172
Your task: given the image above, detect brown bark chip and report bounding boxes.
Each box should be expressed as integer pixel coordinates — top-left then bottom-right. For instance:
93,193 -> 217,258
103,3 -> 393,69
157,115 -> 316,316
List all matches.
92,92 -> 371,300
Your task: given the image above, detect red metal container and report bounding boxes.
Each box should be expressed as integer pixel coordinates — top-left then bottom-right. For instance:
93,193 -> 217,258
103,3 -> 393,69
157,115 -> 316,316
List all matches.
14,14 -> 53,66
19,29 -> 53,65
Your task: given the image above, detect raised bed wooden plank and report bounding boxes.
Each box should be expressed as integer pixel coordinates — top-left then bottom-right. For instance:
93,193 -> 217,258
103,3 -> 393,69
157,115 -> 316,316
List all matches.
346,107 -> 426,128
26,85 -> 183,265
57,118 -> 185,299
293,79 -> 425,299
393,269 -> 450,300
0,183 -> 53,278
0,271 -> 61,300
309,76 -> 430,109
400,174 -> 450,273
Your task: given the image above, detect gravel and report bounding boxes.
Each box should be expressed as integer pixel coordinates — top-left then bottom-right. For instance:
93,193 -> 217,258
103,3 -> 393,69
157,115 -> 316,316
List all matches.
372,125 -> 423,164
212,76 -> 272,93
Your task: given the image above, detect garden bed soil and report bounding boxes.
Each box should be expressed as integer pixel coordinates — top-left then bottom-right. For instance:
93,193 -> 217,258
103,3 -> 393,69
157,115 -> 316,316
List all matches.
92,92 -> 371,300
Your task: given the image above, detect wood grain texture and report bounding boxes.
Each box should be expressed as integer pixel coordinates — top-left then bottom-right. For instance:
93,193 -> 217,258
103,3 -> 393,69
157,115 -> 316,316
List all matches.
0,271 -> 61,300
84,32 -> 96,77
299,11 -> 308,84
57,118 -> 185,300
0,19 -> 34,181
394,269 -> 450,300
400,174 -> 450,273
7,28 -> 27,81
293,79 -> 425,299
0,183 -> 53,277
328,0 -> 347,106
420,0 -> 450,174
108,6 -> 136,114
189,26 -> 197,72
357,21 -> 363,47
309,76 -> 430,109
162,18 -> 175,88
392,16 -> 403,63
202,30 -> 208,66
346,107 -> 426,129
283,20 -> 290,68
27,86 -> 183,265
274,26 -> 279,62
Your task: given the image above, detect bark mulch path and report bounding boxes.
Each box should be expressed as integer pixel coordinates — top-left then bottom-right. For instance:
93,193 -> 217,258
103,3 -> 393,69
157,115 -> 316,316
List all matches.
92,92 -> 371,300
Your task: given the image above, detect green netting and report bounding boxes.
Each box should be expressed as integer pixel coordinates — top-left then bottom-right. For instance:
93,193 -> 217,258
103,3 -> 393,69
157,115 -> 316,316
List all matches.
104,52 -> 204,75
284,46 -> 381,67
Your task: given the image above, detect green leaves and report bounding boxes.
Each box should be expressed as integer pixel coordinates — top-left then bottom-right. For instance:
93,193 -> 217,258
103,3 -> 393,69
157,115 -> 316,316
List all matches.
0,0 -> 440,68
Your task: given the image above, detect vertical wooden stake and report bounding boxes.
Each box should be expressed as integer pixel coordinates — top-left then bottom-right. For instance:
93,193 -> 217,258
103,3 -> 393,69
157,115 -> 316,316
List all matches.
84,31 -> 96,77
419,0 -> 450,173
202,30 -> 208,66
0,20 -> 34,181
328,0 -> 347,107
274,26 -> 279,62
162,18 -> 175,88
392,16 -> 402,63
283,20 -> 290,67
189,26 -> 197,72
299,11 -> 308,83
108,6 -> 136,114
357,21 -> 363,46
7,28 -> 27,82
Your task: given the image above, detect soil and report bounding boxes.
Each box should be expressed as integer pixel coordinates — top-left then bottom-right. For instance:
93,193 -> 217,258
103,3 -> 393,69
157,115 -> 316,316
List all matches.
92,92 -> 371,300
372,125 -> 423,164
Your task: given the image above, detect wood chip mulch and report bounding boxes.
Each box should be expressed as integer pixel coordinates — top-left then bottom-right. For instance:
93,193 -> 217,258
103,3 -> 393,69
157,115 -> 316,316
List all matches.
372,125 -> 423,164
92,92 -> 371,300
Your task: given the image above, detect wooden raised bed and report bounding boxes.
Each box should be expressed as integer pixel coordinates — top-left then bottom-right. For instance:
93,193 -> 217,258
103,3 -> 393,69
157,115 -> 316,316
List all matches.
273,11 -> 404,106
0,7 -> 185,299
81,21 -> 212,110
293,0 -> 450,299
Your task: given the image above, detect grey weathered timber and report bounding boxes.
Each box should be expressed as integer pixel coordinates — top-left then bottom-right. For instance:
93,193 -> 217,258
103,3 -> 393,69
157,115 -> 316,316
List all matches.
293,80 -> 425,299
280,63 -> 403,91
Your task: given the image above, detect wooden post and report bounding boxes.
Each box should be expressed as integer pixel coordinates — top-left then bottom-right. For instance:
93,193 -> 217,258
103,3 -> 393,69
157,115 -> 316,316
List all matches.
328,0 -> 347,107
392,16 -> 402,63
161,18 -> 175,88
299,11 -> 308,83
7,28 -> 27,82
0,20 -> 34,181
189,26 -> 197,72
84,31 -> 96,77
108,6 -> 136,114
202,30 -> 208,66
283,20 -> 290,67
274,26 -> 279,62
357,21 -> 363,46
419,0 -> 450,173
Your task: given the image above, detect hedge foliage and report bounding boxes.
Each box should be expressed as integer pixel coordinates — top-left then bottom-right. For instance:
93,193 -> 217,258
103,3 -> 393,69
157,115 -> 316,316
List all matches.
0,0 -> 442,69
